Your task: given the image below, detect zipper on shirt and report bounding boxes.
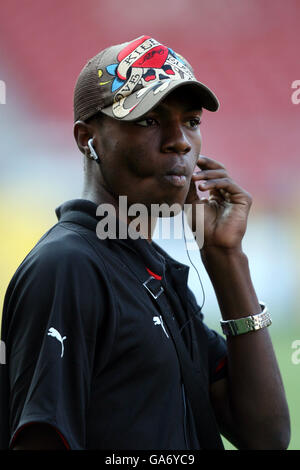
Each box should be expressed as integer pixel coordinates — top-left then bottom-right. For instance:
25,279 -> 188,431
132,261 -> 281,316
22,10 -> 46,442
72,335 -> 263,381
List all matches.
181,382 -> 190,450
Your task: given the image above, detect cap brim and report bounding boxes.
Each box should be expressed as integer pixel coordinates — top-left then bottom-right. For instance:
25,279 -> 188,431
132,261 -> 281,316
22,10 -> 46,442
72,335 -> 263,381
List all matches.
100,79 -> 219,121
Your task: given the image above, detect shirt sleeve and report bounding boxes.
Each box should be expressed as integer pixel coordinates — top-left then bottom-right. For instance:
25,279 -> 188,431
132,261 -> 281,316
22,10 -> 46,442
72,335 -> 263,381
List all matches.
201,322 -> 228,383
186,290 -> 228,384
2,233 -> 116,450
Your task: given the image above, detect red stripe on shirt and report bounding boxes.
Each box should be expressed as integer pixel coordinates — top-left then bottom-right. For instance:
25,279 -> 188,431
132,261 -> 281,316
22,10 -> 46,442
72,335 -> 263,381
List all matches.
215,356 -> 227,373
10,421 -> 70,450
146,267 -> 162,280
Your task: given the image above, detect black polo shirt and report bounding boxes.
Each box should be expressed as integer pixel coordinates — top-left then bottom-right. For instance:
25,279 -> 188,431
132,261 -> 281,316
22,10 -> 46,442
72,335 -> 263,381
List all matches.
0,199 -> 227,450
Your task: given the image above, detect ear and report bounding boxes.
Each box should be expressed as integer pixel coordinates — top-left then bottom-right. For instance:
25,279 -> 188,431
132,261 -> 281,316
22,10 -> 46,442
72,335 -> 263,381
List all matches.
73,120 -> 94,155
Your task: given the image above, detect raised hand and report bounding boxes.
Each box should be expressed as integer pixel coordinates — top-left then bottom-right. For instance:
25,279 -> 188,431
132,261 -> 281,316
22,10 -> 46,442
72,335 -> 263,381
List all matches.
184,155 -> 252,250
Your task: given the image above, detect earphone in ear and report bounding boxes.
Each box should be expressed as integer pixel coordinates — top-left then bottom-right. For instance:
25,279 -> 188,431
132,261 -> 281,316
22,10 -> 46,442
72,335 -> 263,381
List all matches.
87,138 -> 100,163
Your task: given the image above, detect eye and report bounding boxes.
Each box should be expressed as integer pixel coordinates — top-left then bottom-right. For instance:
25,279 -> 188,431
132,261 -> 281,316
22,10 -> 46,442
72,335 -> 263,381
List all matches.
185,117 -> 201,129
136,117 -> 158,127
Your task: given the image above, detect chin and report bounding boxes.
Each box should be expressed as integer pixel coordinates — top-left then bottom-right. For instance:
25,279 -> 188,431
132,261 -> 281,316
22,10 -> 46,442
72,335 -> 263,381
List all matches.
164,189 -> 189,207
148,194 -> 187,218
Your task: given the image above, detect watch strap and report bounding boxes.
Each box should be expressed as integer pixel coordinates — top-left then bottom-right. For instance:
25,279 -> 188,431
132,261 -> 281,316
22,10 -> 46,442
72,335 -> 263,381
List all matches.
220,302 -> 272,336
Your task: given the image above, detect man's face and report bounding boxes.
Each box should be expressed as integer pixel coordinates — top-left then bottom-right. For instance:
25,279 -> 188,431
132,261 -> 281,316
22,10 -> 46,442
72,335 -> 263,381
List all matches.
93,87 -> 202,211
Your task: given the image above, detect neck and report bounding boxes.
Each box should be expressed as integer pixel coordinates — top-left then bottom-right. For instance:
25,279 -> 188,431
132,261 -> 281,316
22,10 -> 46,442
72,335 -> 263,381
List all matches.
82,184 -> 157,244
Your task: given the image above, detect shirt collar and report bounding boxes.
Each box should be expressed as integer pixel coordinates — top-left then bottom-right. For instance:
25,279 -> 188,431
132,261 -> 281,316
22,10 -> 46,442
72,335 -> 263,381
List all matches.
56,198 -> 190,282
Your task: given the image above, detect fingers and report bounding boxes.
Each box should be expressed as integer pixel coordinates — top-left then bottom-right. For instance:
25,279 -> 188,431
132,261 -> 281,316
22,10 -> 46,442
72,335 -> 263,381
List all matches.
191,155 -> 252,207
192,168 -> 228,181
219,188 -> 232,202
191,156 -> 229,189
192,155 -> 251,201
195,155 -> 226,171
197,176 -> 243,194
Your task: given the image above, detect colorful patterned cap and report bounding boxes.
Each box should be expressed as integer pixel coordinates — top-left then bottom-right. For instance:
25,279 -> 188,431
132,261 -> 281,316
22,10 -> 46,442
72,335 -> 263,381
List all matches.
73,35 -> 219,122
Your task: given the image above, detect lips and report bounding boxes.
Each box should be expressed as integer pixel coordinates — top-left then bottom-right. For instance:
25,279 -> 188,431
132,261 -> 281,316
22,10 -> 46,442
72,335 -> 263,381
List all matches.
163,166 -> 188,188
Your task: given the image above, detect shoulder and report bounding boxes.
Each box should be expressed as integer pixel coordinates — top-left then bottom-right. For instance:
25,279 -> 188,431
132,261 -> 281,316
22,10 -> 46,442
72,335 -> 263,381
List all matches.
33,222 -> 100,263
4,223 -> 111,314
15,222 -> 107,280
2,223 -> 115,340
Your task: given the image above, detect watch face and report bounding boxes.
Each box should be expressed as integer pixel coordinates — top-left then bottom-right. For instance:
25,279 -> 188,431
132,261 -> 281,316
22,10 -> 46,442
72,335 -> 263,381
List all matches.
221,308 -> 271,336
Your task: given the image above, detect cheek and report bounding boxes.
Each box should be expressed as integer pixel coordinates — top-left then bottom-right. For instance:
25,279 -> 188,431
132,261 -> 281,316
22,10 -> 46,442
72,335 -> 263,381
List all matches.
123,145 -> 157,178
194,130 -> 202,153
100,140 -> 157,196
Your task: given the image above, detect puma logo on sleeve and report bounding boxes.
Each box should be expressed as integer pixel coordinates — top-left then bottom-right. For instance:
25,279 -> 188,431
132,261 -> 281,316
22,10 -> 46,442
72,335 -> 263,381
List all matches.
47,327 -> 67,358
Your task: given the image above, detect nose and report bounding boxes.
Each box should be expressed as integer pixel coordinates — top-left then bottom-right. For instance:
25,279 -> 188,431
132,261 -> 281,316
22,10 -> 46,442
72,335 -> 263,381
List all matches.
160,123 -> 192,155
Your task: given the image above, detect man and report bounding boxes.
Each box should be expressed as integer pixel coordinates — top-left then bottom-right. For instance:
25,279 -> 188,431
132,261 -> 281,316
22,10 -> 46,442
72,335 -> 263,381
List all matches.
0,35 -> 290,450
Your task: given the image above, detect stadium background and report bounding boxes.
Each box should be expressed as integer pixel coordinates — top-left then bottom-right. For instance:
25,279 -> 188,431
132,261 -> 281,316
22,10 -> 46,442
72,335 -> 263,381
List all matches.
0,0 -> 299,450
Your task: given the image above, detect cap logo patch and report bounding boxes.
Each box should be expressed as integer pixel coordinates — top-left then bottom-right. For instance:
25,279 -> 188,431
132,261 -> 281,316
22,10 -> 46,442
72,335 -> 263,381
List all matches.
98,35 -> 195,119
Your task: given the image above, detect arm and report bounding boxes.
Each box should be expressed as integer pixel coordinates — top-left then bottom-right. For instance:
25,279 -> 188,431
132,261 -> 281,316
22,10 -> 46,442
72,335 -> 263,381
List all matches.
185,156 -> 290,449
203,247 -> 290,449
2,240 -> 107,451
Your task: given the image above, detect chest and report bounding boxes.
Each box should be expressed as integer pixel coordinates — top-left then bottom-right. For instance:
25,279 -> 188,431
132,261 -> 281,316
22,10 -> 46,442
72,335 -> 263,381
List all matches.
108,273 -> 181,381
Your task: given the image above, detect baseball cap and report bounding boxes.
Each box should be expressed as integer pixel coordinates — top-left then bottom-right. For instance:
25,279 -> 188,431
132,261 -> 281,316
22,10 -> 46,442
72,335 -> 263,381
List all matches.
73,35 -> 219,123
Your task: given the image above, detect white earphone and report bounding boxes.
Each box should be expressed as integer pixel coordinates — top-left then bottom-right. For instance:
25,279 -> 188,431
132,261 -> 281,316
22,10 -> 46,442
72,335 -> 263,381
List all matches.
87,138 -> 100,162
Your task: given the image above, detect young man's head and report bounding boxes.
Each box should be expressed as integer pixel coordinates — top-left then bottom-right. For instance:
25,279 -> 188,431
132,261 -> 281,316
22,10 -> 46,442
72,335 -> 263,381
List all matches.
73,35 -> 219,210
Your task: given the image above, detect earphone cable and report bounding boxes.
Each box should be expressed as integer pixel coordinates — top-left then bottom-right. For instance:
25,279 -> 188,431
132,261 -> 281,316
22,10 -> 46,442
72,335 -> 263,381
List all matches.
181,210 -> 206,311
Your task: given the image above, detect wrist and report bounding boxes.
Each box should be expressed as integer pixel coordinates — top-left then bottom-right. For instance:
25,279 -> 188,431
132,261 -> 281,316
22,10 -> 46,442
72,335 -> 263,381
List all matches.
220,302 -> 272,336
200,246 -> 260,321
200,245 -> 246,267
